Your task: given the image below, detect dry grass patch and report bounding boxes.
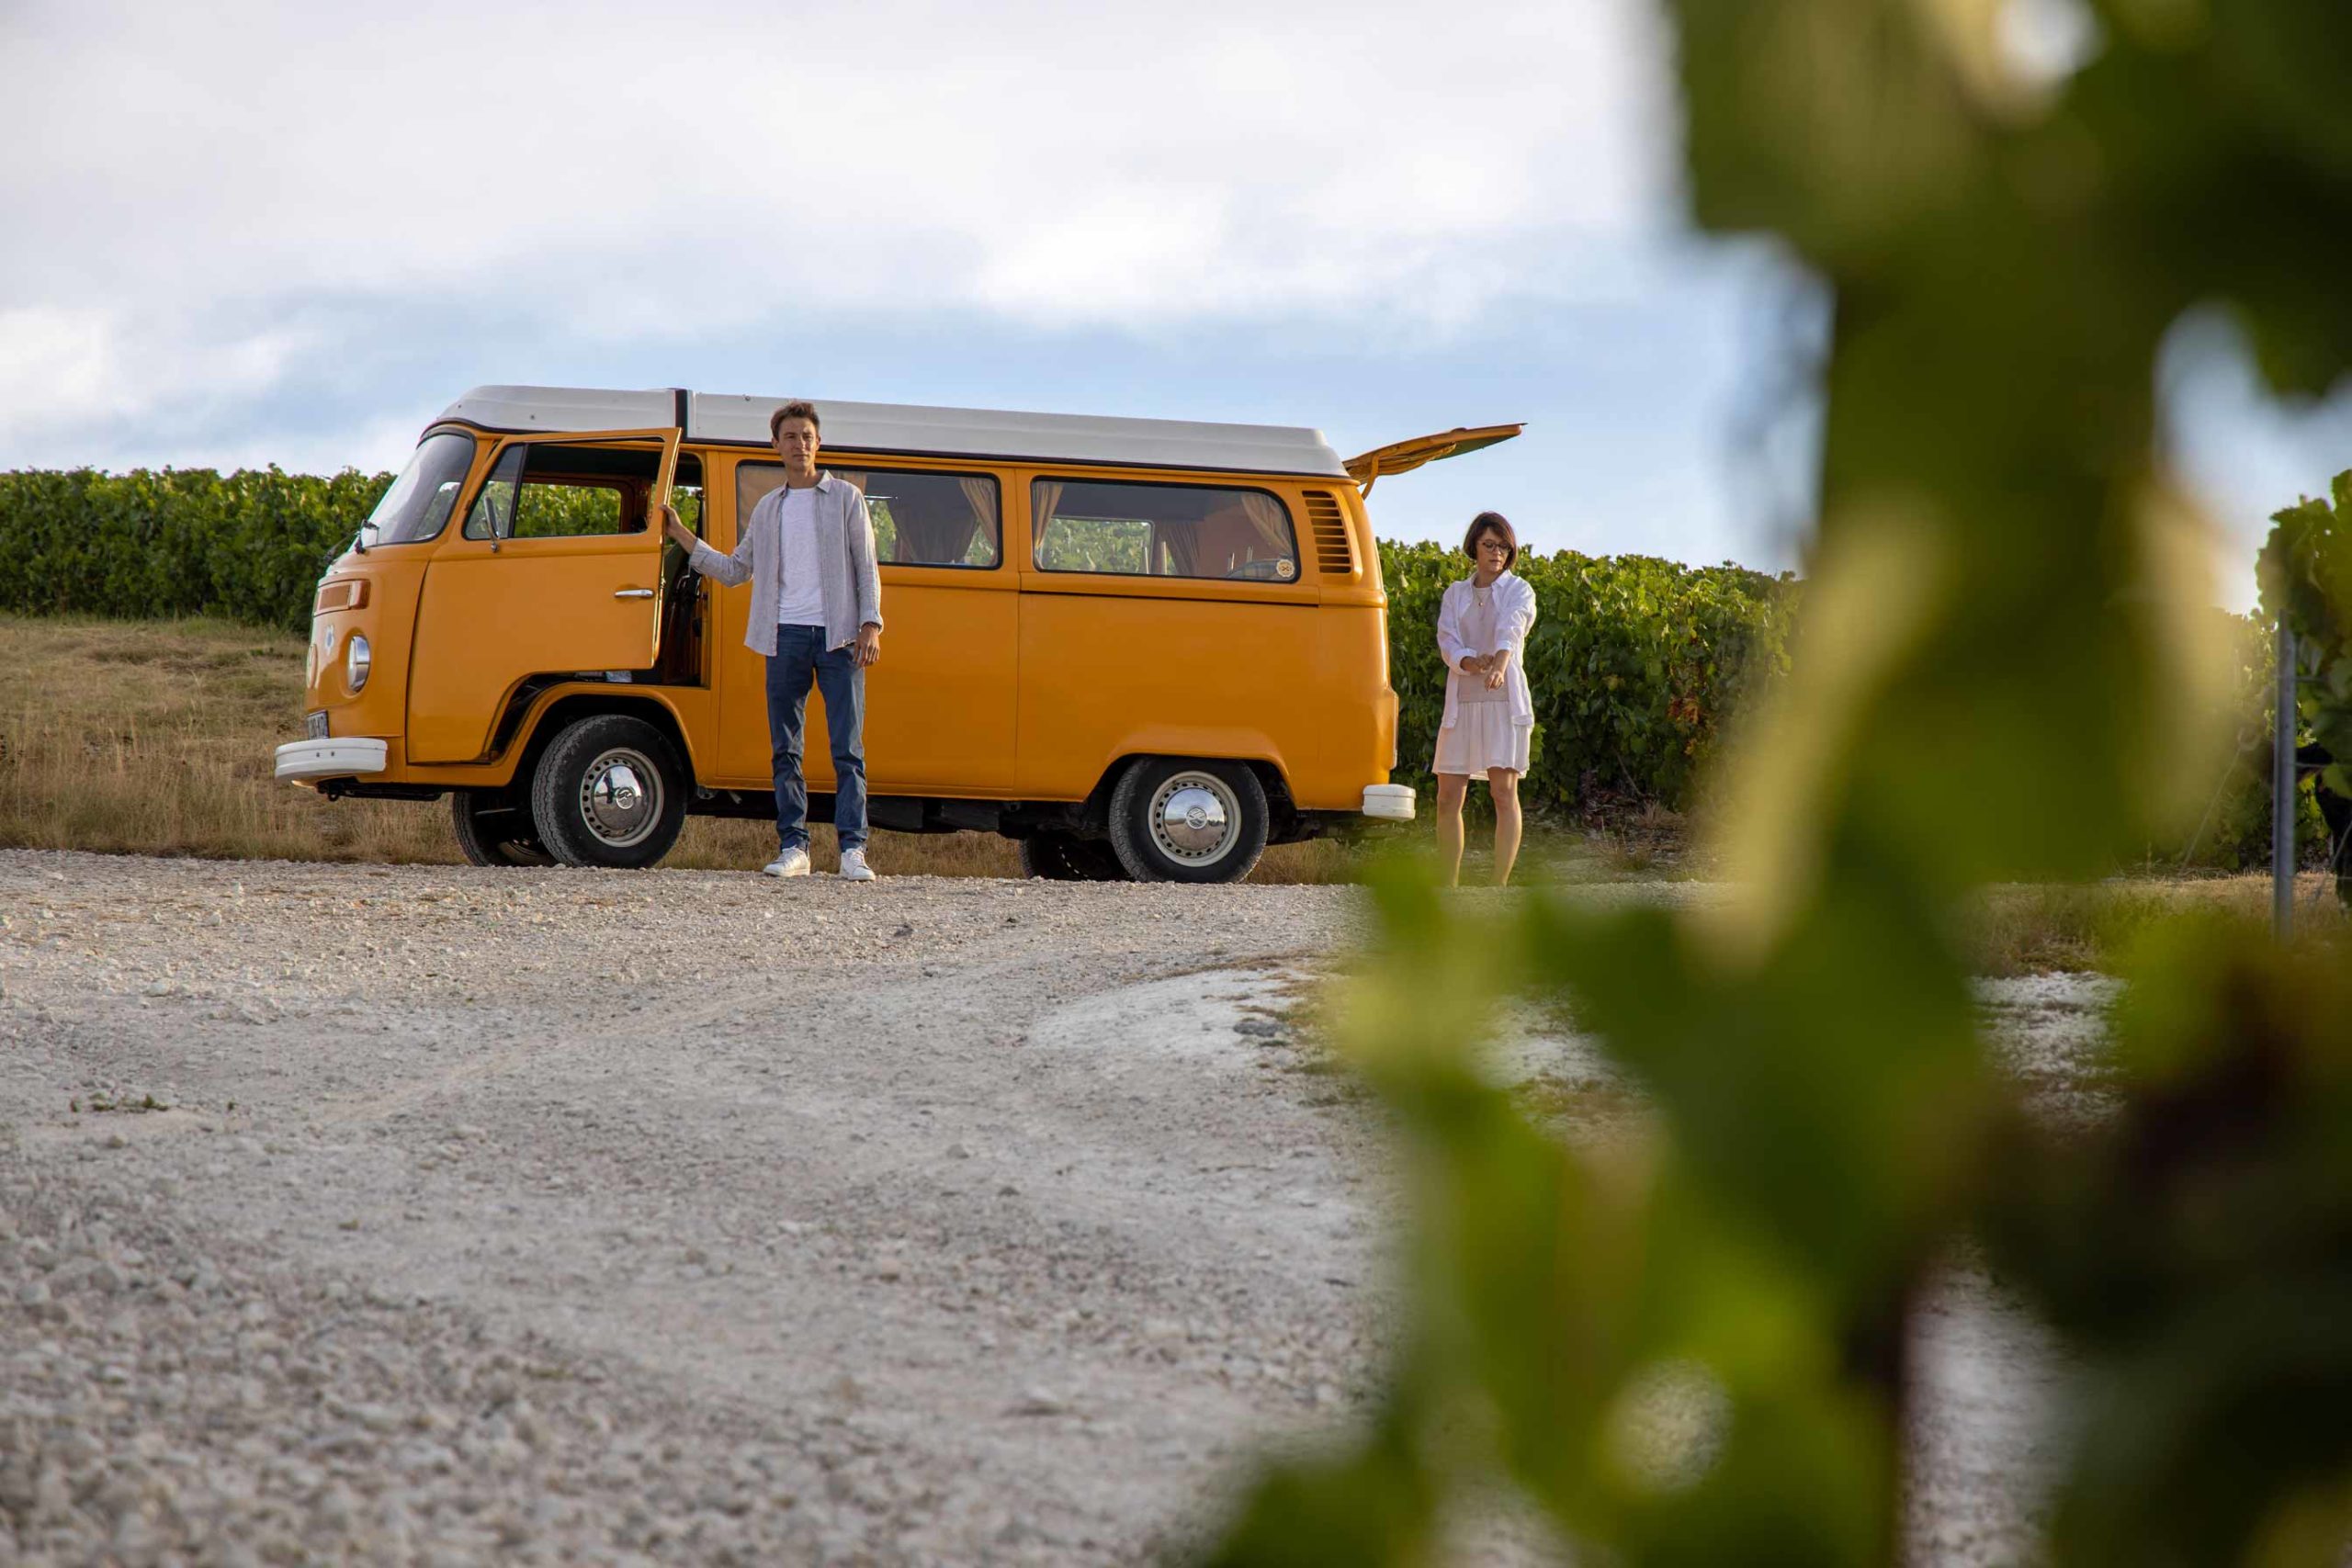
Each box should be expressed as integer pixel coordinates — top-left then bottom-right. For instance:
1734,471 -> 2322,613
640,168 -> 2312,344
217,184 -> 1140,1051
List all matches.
1515,1072 -> 1648,1128
0,614 -> 1373,880
662,819 -> 1024,878
1964,876 -> 2352,976
0,615 -> 455,864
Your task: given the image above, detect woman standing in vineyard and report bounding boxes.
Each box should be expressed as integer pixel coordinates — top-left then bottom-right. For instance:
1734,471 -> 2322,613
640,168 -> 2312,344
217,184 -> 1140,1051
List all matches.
1433,512 -> 1537,885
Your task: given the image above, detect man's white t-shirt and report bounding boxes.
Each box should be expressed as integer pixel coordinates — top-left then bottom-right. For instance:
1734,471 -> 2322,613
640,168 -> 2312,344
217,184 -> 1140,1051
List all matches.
773,484 -> 826,628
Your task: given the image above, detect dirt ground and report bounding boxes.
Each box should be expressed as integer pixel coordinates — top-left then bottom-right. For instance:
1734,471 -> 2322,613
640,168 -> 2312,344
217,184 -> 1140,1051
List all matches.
0,850 -> 2100,1565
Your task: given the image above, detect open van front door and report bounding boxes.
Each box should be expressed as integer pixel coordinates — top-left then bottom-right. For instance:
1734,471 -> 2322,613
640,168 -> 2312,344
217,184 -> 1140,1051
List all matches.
1344,423 -> 1524,494
407,427 -> 682,764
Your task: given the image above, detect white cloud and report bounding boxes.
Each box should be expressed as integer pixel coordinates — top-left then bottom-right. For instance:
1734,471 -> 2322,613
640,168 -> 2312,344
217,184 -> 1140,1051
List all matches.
2163,310 -> 2352,612
0,307 -> 114,426
3,0 -> 1672,336
0,303 -> 317,465
0,0 -> 1679,472
4,0 -> 2310,613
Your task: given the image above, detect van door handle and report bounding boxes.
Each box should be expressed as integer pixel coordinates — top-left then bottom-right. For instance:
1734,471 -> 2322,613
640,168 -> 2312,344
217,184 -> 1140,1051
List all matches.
614,588 -> 655,599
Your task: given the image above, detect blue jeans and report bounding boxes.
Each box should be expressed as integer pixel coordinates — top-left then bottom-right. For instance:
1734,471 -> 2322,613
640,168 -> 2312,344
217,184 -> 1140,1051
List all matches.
765,626 -> 867,853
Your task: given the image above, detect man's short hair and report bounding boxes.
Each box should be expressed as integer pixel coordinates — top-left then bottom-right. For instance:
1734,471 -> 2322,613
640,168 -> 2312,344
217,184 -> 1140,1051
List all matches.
1464,511 -> 1519,568
769,400 -> 821,440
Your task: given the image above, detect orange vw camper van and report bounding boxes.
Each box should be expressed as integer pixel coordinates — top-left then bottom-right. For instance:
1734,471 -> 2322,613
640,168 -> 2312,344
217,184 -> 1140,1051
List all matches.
274,387 -> 1518,883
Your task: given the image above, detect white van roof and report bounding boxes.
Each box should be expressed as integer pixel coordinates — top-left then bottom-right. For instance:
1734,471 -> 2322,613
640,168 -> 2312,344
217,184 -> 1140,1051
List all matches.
435,385 -> 1351,479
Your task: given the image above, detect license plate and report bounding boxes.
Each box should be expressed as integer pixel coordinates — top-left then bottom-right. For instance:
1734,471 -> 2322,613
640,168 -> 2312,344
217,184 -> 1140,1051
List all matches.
305,710 -> 330,739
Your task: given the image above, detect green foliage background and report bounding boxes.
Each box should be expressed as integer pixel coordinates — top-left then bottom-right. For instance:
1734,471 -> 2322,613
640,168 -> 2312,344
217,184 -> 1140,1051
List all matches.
2262,472 -> 2352,795
1381,540 -> 1794,814
1033,513 -> 1151,574
0,466 -> 1802,814
0,468 -> 689,635
0,468 -> 387,636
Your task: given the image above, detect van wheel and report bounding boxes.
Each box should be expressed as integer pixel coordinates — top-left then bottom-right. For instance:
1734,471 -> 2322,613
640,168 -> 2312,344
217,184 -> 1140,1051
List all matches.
1071,836 -> 1132,881
1018,830 -> 1130,881
529,715 -> 688,869
450,789 -> 554,866
1107,759 -> 1268,884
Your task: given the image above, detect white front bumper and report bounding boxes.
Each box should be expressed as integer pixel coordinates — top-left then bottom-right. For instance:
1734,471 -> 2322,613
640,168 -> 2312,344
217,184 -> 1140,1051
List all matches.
275,738 -> 389,784
1362,784 -> 1416,821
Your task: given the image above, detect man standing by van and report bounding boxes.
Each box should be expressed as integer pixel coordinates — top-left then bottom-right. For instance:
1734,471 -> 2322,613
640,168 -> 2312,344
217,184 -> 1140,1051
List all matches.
661,401 -> 884,880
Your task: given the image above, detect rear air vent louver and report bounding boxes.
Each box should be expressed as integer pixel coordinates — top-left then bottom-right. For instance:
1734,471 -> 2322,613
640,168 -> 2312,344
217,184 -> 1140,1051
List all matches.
1305,491 -> 1354,578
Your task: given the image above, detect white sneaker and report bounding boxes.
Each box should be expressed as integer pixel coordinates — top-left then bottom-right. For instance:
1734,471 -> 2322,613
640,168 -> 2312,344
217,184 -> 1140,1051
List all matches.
838,847 -> 876,882
763,848 -> 811,878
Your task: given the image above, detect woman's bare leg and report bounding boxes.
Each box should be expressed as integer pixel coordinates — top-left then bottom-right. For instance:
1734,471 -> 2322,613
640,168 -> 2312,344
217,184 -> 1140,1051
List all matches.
1487,768 -> 1522,886
1435,773 -> 1469,886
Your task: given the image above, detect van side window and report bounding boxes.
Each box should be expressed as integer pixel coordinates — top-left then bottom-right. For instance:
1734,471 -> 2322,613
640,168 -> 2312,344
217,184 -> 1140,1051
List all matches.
464,443 -> 691,541
462,446 -> 523,540
738,465 -> 1001,568
1032,479 -> 1299,582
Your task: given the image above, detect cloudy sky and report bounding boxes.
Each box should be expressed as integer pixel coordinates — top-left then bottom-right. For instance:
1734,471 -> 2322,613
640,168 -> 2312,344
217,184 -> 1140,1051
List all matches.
5,0 -> 2346,606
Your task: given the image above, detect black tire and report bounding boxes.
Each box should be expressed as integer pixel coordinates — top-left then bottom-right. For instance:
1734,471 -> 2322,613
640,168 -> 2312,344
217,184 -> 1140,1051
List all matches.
1106,758 -> 1269,884
1018,831 -> 1086,880
1018,829 -> 1132,882
1069,836 -> 1131,882
528,715 -> 688,869
450,789 -> 554,867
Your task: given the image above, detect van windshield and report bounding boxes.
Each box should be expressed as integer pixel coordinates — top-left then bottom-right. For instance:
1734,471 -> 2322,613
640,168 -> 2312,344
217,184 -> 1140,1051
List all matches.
360,431 -> 478,547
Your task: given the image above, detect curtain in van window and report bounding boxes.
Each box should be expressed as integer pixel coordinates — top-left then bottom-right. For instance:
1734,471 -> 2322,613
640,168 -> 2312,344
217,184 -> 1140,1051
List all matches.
1161,521 -> 1198,576
831,471 -> 874,557
1238,493 -> 1292,565
956,478 -> 997,565
1031,481 -> 1063,566
895,495 -> 968,564
810,468 -> 999,566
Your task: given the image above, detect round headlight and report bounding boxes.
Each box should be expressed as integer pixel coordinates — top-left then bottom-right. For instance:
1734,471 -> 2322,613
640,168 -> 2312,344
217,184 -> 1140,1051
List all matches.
345,633 -> 371,694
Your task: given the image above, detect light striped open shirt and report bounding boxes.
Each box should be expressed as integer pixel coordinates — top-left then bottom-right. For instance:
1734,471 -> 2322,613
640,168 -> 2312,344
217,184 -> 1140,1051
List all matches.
687,471 -> 884,655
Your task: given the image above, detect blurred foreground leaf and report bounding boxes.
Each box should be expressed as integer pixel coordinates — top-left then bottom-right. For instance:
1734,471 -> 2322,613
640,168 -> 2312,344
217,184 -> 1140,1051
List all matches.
1205,0 -> 2352,1562
1986,918 -> 2352,1565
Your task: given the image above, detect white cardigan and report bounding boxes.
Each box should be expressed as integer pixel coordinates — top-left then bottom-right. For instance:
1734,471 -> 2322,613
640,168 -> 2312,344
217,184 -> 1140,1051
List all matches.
1434,572 -> 1538,730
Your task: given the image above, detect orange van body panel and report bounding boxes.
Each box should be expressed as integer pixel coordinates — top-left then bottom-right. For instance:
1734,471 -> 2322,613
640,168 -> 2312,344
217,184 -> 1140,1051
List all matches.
301,423 -> 498,741
1007,470 -> 1389,808
310,432 -> 1398,815
406,431 -> 677,763
335,683 -> 712,791
300,555 -> 429,743
1013,589 -> 1314,799
705,452 -> 1022,795
407,534 -> 668,762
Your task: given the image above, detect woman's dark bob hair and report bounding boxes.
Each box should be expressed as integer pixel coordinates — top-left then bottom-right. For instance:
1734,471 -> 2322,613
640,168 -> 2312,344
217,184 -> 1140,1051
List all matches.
1464,511 -> 1519,569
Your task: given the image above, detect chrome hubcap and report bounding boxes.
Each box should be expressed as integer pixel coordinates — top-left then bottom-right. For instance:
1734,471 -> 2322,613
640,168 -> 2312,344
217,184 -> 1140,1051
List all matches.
1150,772 -> 1239,865
579,749 -> 662,847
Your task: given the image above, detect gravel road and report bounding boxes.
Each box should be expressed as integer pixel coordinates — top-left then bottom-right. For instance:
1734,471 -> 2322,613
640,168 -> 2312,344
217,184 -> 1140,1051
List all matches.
0,849 -> 2101,1565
